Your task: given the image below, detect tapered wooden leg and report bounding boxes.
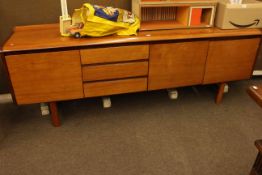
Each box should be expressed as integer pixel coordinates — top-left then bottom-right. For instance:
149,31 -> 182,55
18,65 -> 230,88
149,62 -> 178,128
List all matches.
249,140 -> 262,175
49,102 -> 61,127
216,83 -> 226,104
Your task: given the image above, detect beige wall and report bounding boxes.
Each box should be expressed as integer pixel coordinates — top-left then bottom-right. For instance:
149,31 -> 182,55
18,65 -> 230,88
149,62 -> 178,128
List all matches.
0,0 -> 131,93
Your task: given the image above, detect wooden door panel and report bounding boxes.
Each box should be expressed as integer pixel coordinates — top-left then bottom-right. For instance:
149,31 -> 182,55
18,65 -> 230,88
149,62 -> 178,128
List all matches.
6,50 -> 83,104
148,41 -> 209,90
203,38 -> 261,84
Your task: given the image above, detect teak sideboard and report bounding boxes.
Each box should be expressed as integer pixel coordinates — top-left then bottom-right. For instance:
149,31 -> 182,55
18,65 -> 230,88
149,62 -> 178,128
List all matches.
1,24 -> 262,126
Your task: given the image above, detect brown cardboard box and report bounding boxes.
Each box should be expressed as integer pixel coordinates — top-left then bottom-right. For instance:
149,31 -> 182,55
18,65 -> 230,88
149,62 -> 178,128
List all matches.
215,0 -> 262,29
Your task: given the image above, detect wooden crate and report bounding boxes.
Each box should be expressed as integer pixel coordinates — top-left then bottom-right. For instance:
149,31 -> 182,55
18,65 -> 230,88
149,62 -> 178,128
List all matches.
132,0 -> 217,31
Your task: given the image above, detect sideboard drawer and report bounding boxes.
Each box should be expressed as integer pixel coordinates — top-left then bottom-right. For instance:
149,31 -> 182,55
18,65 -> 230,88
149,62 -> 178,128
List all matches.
80,45 -> 149,64
82,61 -> 148,82
83,77 -> 147,97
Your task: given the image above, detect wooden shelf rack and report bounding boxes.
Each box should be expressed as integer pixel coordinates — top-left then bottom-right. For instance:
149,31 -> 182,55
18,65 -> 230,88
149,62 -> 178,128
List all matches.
132,0 -> 217,31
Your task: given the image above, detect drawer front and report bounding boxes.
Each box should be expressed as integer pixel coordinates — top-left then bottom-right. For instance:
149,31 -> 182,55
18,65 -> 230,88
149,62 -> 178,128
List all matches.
82,61 -> 148,81
6,50 -> 83,104
84,78 -> 147,97
80,45 -> 149,64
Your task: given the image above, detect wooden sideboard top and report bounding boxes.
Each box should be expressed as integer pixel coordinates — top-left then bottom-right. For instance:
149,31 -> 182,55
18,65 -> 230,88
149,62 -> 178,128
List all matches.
1,23 -> 262,53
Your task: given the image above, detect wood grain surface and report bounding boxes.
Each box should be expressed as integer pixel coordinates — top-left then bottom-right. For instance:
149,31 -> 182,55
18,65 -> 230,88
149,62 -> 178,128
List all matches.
1,24 -> 262,53
203,38 -> 261,84
84,77 -> 147,97
6,50 -> 83,104
148,40 -> 208,90
82,61 -> 148,82
80,45 -> 149,64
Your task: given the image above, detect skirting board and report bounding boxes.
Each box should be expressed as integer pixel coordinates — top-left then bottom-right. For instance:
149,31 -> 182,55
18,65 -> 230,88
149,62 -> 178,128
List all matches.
253,70 -> 262,76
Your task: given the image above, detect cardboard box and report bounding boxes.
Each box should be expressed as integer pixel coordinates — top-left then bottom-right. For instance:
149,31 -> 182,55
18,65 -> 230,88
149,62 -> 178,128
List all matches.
215,0 -> 262,29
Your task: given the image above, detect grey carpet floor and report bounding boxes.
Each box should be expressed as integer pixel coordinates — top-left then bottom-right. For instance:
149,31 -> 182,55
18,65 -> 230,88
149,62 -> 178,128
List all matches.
0,79 -> 262,175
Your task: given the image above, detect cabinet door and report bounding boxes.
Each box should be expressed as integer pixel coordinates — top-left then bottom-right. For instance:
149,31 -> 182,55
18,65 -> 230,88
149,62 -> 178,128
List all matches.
148,41 -> 209,90
6,50 -> 83,104
203,38 -> 261,84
